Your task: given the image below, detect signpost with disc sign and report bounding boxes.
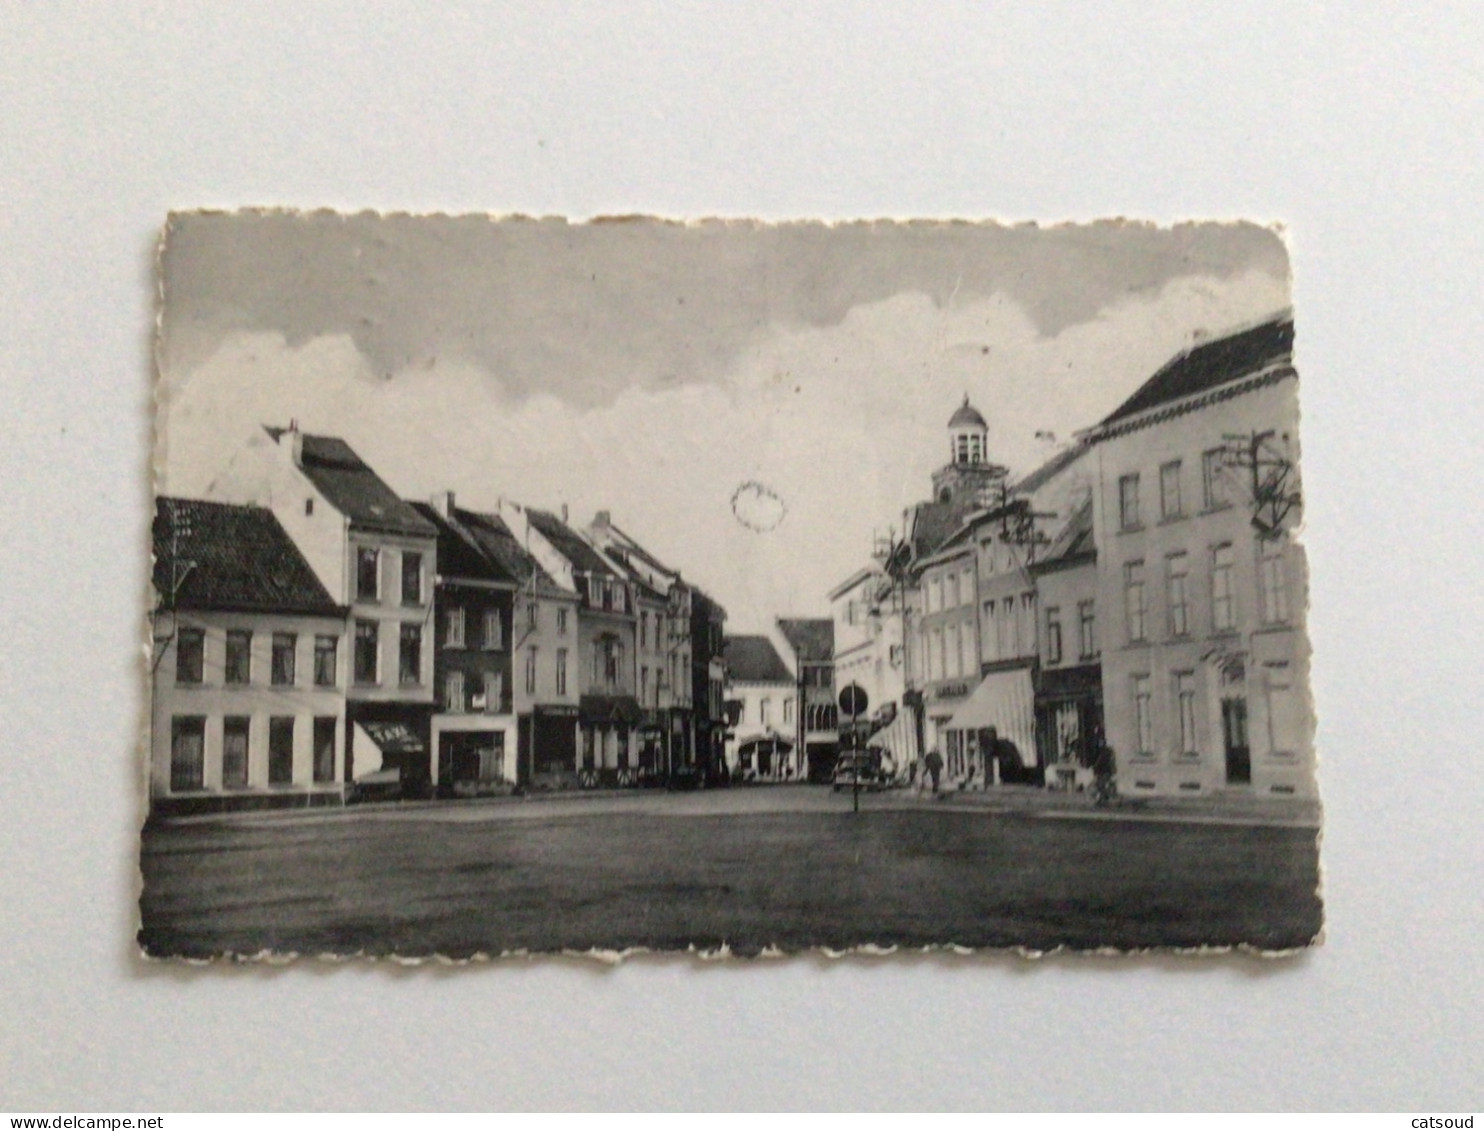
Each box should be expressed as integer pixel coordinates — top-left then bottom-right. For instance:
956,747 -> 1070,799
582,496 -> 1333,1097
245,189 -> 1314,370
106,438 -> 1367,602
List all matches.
838,682 -> 870,812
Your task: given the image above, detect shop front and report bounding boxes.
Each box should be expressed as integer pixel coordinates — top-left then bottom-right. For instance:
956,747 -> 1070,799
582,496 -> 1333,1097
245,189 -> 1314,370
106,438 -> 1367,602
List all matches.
944,666 -> 1040,787
520,703 -> 580,790
349,702 -> 435,800
1035,664 -> 1103,792
578,694 -> 645,787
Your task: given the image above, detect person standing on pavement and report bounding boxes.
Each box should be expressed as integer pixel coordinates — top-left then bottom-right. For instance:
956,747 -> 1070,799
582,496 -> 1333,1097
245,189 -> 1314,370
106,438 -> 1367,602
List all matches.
924,747 -> 944,796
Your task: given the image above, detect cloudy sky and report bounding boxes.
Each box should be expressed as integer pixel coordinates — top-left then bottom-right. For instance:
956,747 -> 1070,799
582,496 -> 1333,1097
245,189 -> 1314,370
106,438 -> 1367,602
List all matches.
156,213 -> 1291,632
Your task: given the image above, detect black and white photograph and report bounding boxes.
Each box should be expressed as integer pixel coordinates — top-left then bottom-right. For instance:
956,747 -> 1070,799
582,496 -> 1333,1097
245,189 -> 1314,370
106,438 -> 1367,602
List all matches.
142,212 -> 1321,959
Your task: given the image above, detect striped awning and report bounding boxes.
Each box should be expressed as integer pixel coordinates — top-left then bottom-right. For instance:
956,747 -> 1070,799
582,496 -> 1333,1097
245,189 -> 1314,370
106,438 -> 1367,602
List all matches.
945,668 -> 1038,766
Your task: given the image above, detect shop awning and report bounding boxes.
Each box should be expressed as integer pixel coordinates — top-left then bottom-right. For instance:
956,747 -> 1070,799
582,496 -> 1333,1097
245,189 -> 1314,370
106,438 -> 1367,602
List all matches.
946,667 -> 1038,766
579,694 -> 644,726
353,720 -> 426,782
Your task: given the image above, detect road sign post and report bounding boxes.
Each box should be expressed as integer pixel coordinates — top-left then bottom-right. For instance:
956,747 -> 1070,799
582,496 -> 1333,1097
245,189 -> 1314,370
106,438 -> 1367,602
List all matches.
838,683 -> 869,813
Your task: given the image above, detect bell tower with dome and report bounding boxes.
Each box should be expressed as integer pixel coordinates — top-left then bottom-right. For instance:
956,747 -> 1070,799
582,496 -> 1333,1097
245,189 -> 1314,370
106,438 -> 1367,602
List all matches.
931,395 -> 1007,512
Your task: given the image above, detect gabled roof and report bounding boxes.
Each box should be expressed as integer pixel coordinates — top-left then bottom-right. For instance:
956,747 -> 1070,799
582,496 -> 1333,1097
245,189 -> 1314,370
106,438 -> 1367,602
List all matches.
724,635 -> 793,683
270,430 -> 435,539
1035,497 -> 1095,567
905,500 -> 959,561
1099,314 -> 1295,428
407,502 -> 515,585
827,566 -> 878,602
153,497 -> 341,616
452,508 -> 567,598
1013,442 -> 1088,497
525,508 -> 616,576
777,617 -> 834,663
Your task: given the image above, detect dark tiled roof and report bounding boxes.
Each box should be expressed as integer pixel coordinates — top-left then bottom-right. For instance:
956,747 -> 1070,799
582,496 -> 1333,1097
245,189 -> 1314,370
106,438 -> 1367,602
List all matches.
777,618 -> 834,663
453,509 -> 565,597
525,508 -> 615,576
1100,315 -> 1295,427
724,635 -> 793,683
275,431 -> 435,539
907,501 -> 959,560
603,522 -> 677,579
153,497 -> 341,616
407,503 -> 515,584
1039,498 -> 1095,564
1013,442 -> 1088,496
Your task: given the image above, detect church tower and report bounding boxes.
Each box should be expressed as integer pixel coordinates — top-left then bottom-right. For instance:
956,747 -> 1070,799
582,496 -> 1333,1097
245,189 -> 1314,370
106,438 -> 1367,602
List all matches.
930,395 -> 1007,512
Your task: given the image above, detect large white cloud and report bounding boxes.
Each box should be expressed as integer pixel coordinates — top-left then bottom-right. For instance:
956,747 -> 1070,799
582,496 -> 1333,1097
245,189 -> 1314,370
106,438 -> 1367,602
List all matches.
158,267 -> 1289,632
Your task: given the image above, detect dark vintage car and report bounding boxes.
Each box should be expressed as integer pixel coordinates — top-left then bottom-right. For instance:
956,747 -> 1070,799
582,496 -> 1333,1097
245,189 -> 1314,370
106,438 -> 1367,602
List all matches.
831,748 -> 889,792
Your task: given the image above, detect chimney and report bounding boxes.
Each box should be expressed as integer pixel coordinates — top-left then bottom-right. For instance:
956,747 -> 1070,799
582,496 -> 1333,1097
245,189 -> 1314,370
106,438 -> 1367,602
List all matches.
433,490 -> 455,519
288,419 -> 304,467
594,509 -> 611,530
561,503 -> 569,524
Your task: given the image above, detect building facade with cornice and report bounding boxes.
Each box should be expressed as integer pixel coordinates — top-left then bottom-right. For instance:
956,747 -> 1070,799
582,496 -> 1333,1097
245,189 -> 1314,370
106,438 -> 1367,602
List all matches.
1084,315 -> 1313,798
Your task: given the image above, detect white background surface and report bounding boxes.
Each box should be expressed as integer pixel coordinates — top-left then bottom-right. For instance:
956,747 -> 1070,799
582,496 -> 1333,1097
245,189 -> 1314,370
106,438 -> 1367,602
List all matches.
1,2 -> 1481,1112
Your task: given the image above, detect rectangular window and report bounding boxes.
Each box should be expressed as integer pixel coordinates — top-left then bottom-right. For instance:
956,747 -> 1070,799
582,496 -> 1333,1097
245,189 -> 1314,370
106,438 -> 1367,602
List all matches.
527,602 -> 538,632
313,717 -> 336,783
314,635 -> 338,687
1078,601 -> 1097,660
784,697 -> 794,724
1160,460 -> 1183,520
761,698 -> 771,726
401,552 -> 423,605
1175,671 -> 1198,755
268,716 -> 294,785
1259,540 -> 1290,624
446,607 -> 466,648
946,623 -> 961,677
1124,562 -> 1147,643
222,716 -> 250,789
483,671 -> 503,714
1046,606 -> 1063,664
655,614 -> 664,645
1020,593 -> 1036,656
353,620 -> 378,684
170,716 -> 206,792
175,627 -> 204,685
928,628 -> 941,682
1212,544 -> 1236,632
398,623 -> 422,686
1167,552 -> 1190,637
949,571 -> 961,608
1265,662 -> 1299,755
271,632 -> 296,686
557,607 -> 568,635
1119,473 -> 1141,531
960,619 -> 975,675
640,612 -> 649,649
444,670 -> 465,713
525,647 -> 537,694
1203,448 -> 1228,509
225,630 -> 252,685
1000,597 -> 1016,657
483,610 -> 503,650
556,647 -> 568,695
640,666 -> 650,704
356,546 -> 379,602
983,601 -> 997,662
1132,676 -> 1153,756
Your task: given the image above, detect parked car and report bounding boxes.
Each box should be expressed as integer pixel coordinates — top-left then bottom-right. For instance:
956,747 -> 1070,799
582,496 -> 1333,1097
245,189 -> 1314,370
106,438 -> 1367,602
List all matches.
832,748 -> 888,792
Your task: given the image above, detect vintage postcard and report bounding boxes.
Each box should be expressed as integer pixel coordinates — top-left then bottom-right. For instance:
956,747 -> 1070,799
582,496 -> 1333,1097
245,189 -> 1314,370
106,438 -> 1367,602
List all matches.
141,212 -> 1321,960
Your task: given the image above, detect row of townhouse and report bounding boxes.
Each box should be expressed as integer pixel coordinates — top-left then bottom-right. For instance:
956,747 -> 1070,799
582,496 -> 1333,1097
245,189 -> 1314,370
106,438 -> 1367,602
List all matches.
147,423 -> 727,816
828,312 -> 1314,800
719,618 -> 838,784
